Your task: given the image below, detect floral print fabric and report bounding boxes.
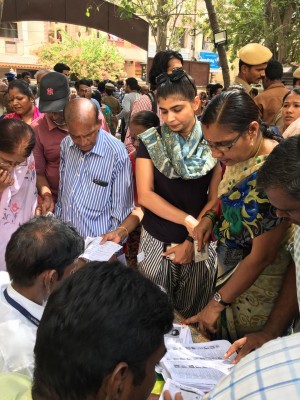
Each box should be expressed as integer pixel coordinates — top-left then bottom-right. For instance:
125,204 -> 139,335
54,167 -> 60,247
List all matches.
0,153 -> 37,270
215,155 -> 282,252
214,155 -> 293,340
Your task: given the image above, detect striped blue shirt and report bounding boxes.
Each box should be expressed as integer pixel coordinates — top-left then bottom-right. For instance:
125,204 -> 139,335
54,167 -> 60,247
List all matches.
55,129 -> 134,238
204,333 -> 300,399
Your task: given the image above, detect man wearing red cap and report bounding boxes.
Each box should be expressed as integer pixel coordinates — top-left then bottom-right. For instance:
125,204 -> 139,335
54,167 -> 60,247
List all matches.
32,72 -> 70,214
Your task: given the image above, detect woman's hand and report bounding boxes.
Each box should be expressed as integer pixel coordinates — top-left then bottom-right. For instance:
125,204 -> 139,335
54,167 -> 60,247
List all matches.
0,168 -> 14,192
162,240 -> 194,265
35,193 -> 54,216
224,331 -> 274,364
40,193 -> 54,215
183,299 -> 224,338
192,217 -> 213,251
100,227 -> 127,244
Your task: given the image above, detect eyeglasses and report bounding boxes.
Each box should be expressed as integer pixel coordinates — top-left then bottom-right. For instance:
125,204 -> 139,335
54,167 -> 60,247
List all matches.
156,68 -> 197,95
205,132 -> 243,152
0,156 -> 27,168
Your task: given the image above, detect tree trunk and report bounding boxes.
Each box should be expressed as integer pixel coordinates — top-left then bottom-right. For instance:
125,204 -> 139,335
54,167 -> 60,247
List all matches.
0,0 -> 4,21
156,24 -> 168,51
264,0 -> 273,51
204,0 -> 230,87
155,0 -> 169,51
279,4 -> 294,63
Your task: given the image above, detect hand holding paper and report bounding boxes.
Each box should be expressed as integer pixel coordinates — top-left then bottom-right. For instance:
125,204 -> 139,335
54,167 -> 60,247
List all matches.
80,236 -> 122,262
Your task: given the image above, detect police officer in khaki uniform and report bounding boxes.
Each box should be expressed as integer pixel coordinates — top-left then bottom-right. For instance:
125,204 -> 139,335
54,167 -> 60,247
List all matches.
293,67 -> 300,87
234,43 -> 273,94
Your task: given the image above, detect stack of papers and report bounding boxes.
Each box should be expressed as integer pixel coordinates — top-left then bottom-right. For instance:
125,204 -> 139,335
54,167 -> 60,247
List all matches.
158,325 -> 234,394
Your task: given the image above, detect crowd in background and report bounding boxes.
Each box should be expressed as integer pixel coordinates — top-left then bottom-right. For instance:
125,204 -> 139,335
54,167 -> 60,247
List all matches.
0,45 -> 300,399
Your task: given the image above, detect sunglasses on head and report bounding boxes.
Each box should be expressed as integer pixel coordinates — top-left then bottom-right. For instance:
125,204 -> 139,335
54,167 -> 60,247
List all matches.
156,68 -> 197,95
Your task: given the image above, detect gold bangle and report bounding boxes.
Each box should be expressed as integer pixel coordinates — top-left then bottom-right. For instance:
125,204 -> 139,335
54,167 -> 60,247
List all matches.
117,225 -> 129,237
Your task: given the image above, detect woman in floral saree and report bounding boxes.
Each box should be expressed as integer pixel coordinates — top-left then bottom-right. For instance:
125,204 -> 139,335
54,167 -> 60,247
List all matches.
185,91 -> 293,342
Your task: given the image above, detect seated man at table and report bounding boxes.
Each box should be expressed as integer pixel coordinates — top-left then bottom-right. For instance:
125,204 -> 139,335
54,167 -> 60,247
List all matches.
0,216 -> 84,377
0,260 -> 173,400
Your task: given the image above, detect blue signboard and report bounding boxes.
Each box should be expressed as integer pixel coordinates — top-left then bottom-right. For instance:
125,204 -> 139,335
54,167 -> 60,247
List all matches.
198,51 -> 220,70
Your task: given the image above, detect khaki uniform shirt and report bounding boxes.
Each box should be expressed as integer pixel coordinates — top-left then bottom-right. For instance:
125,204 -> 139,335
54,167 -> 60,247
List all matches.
254,82 -> 289,125
233,76 -> 252,94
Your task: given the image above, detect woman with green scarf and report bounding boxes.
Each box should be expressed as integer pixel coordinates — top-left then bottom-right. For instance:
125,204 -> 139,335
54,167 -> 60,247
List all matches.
136,69 -> 219,319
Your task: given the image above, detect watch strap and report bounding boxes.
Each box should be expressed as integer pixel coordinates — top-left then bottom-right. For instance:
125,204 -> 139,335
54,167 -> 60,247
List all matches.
185,235 -> 194,243
214,291 -> 231,307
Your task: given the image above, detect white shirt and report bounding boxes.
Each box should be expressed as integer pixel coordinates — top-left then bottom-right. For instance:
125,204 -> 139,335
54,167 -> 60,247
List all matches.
0,284 -> 44,377
116,92 -> 140,125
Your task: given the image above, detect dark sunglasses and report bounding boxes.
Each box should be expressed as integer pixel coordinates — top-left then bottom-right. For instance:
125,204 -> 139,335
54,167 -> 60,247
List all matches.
156,68 -> 197,95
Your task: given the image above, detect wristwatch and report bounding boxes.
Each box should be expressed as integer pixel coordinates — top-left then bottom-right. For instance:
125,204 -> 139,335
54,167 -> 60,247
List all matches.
213,292 -> 231,307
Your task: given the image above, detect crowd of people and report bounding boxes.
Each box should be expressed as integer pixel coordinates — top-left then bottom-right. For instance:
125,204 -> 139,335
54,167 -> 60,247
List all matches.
0,44 -> 300,399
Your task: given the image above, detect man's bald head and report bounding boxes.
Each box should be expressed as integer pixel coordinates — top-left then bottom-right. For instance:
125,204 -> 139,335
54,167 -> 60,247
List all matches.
64,98 -> 98,125
63,98 -> 101,154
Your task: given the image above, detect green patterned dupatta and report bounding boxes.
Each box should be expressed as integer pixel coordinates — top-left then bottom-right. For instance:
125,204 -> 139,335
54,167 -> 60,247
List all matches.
138,119 -> 216,179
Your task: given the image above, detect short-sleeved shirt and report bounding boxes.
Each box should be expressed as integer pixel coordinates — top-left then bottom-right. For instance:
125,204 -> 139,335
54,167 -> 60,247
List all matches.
204,333 -> 300,399
0,284 -> 44,377
0,373 -> 32,400
55,129 -> 134,238
137,140 -> 212,243
32,114 -> 68,202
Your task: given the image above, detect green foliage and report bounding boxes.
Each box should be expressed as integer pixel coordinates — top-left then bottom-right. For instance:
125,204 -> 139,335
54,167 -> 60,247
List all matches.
35,32 -> 125,79
203,0 -> 300,63
87,0 -> 200,51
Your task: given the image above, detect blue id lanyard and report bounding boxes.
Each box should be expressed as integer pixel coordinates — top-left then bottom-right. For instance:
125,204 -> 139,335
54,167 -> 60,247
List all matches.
3,288 -> 40,327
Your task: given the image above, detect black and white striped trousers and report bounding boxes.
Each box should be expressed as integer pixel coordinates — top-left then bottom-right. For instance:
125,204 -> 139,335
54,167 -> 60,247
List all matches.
138,228 -> 217,319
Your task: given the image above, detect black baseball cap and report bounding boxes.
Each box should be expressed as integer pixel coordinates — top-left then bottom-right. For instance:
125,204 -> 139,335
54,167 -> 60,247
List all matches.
39,72 -> 70,112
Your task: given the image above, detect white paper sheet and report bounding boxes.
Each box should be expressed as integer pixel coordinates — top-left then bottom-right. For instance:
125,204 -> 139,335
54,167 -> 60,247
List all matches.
164,324 -> 193,347
160,359 -> 226,390
166,340 -> 235,362
80,236 -> 122,262
159,379 -> 204,400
